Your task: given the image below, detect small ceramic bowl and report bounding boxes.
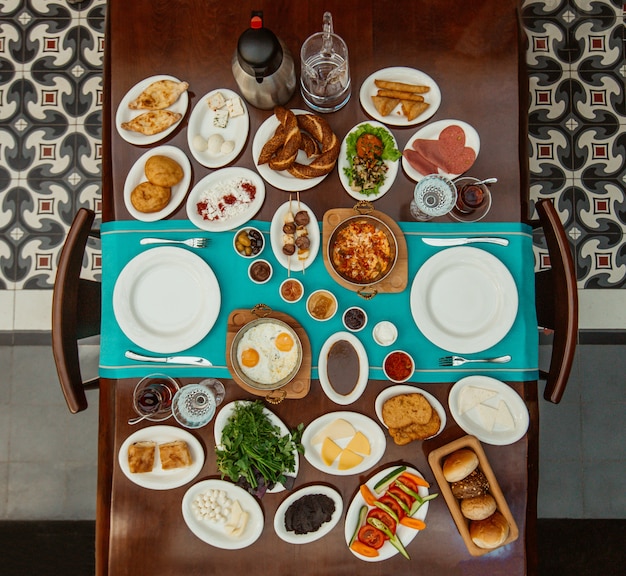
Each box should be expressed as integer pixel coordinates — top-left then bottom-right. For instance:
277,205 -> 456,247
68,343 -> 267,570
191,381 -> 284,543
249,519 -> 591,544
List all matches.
306,289 -> 338,321
233,226 -> 264,258
383,350 -> 415,384
342,306 -> 368,332
279,278 -> 304,304
372,321 -> 398,346
248,259 -> 272,284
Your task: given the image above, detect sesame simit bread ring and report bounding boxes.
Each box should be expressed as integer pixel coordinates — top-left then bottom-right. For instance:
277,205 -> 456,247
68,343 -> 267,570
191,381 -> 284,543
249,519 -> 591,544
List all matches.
268,106 -> 301,171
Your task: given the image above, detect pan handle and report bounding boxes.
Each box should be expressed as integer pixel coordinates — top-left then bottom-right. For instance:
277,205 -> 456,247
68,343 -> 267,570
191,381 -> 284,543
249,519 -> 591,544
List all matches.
251,303 -> 272,317
265,389 -> 287,404
357,286 -> 378,300
354,200 -> 374,214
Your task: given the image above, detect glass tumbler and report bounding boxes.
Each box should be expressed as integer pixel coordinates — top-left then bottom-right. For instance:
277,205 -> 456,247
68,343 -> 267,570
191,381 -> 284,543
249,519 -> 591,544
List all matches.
132,374 -> 179,422
172,379 -> 225,429
410,174 -> 458,221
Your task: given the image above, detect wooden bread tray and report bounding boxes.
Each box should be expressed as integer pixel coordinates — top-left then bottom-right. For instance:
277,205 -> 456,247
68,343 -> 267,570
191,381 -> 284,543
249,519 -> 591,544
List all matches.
322,206 -> 408,296
428,435 -> 519,556
225,306 -> 311,401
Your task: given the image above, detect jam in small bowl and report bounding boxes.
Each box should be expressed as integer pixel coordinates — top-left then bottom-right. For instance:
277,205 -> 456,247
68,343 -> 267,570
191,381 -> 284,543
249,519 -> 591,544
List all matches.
279,278 -> 304,303
383,350 -> 414,383
342,306 -> 367,332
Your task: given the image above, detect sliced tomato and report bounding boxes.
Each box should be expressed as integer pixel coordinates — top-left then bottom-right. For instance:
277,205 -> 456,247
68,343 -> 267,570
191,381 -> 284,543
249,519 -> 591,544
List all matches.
358,524 -> 385,549
388,486 -> 414,508
366,508 -> 396,535
379,494 -> 405,520
396,475 -> 420,494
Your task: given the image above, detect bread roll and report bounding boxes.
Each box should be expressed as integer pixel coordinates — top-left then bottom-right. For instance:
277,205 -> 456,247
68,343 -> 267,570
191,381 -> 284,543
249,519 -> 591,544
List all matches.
145,155 -> 184,187
450,469 -> 490,499
442,448 -> 479,482
460,493 -> 497,520
470,511 -> 510,549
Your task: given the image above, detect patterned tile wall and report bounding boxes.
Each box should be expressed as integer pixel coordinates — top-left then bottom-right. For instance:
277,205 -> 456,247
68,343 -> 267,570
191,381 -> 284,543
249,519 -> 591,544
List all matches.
0,1 -> 624,297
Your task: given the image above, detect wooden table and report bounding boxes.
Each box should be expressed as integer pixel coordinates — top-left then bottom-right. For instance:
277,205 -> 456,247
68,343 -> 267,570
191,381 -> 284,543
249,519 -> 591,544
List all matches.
99,1 -> 537,575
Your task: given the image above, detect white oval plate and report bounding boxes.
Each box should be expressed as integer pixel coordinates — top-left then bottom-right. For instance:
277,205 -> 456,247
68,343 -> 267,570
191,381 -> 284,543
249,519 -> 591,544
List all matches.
401,119 -> 480,181
301,411 -> 385,476
338,121 -> 399,201
318,332 -> 369,406
123,145 -> 192,222
344,466 -> 431,562
270,200 -> 319,271
252,109 -> 330,192
115,74 -> 188,145
187,88 -> 249,168
214,401 -> 299,493
449,375 -> 530,445
186,167 -> 265,232
113,247 -> 221,353
273,485 -> 343,545
359,66 -> 441,126
410,246 -> 518,354
182,479 -> 264,549
118,425 -> 204,490
374,385 -> 446,438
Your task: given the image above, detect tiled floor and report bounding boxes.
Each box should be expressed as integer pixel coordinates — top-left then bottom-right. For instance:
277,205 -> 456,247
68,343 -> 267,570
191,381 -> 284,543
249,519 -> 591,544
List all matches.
0,0 -> 624,522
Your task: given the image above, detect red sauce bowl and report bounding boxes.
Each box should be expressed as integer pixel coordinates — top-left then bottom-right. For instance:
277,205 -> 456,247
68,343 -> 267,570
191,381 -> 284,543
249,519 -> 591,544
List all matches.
383,350 -> 415,383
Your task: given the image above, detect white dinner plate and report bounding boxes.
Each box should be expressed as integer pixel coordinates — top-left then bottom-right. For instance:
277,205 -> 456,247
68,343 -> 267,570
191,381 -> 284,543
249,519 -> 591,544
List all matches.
301,411 -> 386,476
269,200 -> 320,271
252,109 -> 330,191
213,401 -> 299,493
123,145 -> 192,222
344,466 -> 431,562
186,88 -> 249,168
338,121 -> 399,201
113,247 -> 221,353
374,385 -> 446,438
359,66 -> 441,126
273,485 -> 343,545
115,74 -> 188,145
318,332 -> 369,406
182,479 -> 264,549
186,167 -> 265,232
118,425 -> 204,490
401,119 -> 480,181
449,375 -> 530,445
410,246 -> 518,353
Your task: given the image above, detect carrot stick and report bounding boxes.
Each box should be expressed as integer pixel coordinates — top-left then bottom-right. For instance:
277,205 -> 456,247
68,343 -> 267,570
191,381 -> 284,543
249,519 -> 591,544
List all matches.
400,472 -> 430,488
350,540 -> 379,557
400,516 -> 427,531
359,484 -> 377,506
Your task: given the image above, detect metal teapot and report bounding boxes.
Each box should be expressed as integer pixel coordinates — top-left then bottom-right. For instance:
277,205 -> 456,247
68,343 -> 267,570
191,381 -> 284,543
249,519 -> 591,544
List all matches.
232,11 -> 296,110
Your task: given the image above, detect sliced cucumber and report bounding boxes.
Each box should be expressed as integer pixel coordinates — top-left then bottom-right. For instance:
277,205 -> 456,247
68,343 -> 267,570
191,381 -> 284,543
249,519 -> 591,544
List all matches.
373,465 -> 407,494
409,493 -> 438,516
349,505 -> 368,546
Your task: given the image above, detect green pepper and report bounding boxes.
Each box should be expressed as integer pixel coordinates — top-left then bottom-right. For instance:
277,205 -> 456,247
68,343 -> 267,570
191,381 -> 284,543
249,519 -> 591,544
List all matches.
373,499 -> 399,523
367,517 -> 410,560
386,490 -> 411,515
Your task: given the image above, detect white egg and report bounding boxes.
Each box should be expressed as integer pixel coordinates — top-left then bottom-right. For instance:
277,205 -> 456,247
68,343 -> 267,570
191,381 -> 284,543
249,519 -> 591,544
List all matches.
236,322 -> 299,385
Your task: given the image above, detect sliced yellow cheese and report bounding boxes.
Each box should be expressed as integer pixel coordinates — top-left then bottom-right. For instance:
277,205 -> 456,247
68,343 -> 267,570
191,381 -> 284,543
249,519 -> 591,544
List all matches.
311,418 -> 357,445
321,437 -> 343,466
337,448 -> 364,471
344,431 -> 371,456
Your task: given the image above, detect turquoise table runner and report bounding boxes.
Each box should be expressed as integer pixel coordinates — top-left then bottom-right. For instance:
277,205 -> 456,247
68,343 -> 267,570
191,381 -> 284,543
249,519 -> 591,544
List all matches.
100,220 -> 538,383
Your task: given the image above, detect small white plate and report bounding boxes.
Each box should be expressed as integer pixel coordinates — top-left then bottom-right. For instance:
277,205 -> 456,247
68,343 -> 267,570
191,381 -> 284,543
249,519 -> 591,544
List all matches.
187,88 -> 249,168
374,385 -> 446,438
449,375 -> 530,445
252,109 -> 330,192
214,401 -> 299,493
116,74 -> 188,145
118,425 -> 204,490
301,411 -> 385,476
344,465 -> 431,562
273,485 -> 343,544
182,479 -> 264,549
359,66 -> 441,126
123,145 -> 191,222
338,121 -> 399,201
402,119 -> 480,181
186,167 -> 265,232
318,332 -> 369,405
269,200 -> 319,271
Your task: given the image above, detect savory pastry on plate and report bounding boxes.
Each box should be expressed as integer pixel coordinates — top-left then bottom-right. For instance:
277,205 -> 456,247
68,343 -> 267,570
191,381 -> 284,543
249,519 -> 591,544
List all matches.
121,109 -> 182,136
144,155 -> 184,187
128,441 -> 156,474
130,181 -> 171,213
128,79 -> 189,110
159,440 -> 193,470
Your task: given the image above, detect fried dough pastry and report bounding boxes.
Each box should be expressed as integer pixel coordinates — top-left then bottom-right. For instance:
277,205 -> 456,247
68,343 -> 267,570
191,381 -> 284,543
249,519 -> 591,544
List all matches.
382,393 -> 432,428
128,79 -> 189,110
374,79 -> 430,93
372,96 -> 399,117
159,440 -> 192,470
121,110 -> 182,136
145,155 -> 184,187
128,441 -> 156,474
130,181 -> 171,213
388,410 -> 441,445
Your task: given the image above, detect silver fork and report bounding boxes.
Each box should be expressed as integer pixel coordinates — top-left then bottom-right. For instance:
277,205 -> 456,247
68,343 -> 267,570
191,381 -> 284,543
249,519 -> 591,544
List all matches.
140,237 -> 209,248
438,354 -> 512,367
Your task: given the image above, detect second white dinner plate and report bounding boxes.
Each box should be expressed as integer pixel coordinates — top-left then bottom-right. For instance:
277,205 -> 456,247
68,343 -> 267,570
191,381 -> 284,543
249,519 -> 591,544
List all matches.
410,246 -> 518,353
113,247 -> 221,353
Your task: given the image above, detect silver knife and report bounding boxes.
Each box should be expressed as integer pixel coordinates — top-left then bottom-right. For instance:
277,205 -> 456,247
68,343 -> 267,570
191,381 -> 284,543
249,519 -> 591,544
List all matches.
125,350 -> 213,367
422,237 -> 509,247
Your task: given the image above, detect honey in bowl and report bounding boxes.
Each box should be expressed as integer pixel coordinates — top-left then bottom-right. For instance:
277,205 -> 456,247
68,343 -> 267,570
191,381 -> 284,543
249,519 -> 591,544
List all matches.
280,278 -> 304,303
307,290 -> 337,321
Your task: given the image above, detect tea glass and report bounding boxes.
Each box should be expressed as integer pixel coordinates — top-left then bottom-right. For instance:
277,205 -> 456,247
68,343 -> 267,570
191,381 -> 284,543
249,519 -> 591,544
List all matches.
410,174 -> 458,221
450,177 -> 492,222
300,12 -> 351,113
132,374 -> 179,422
172,379 -> 225,429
